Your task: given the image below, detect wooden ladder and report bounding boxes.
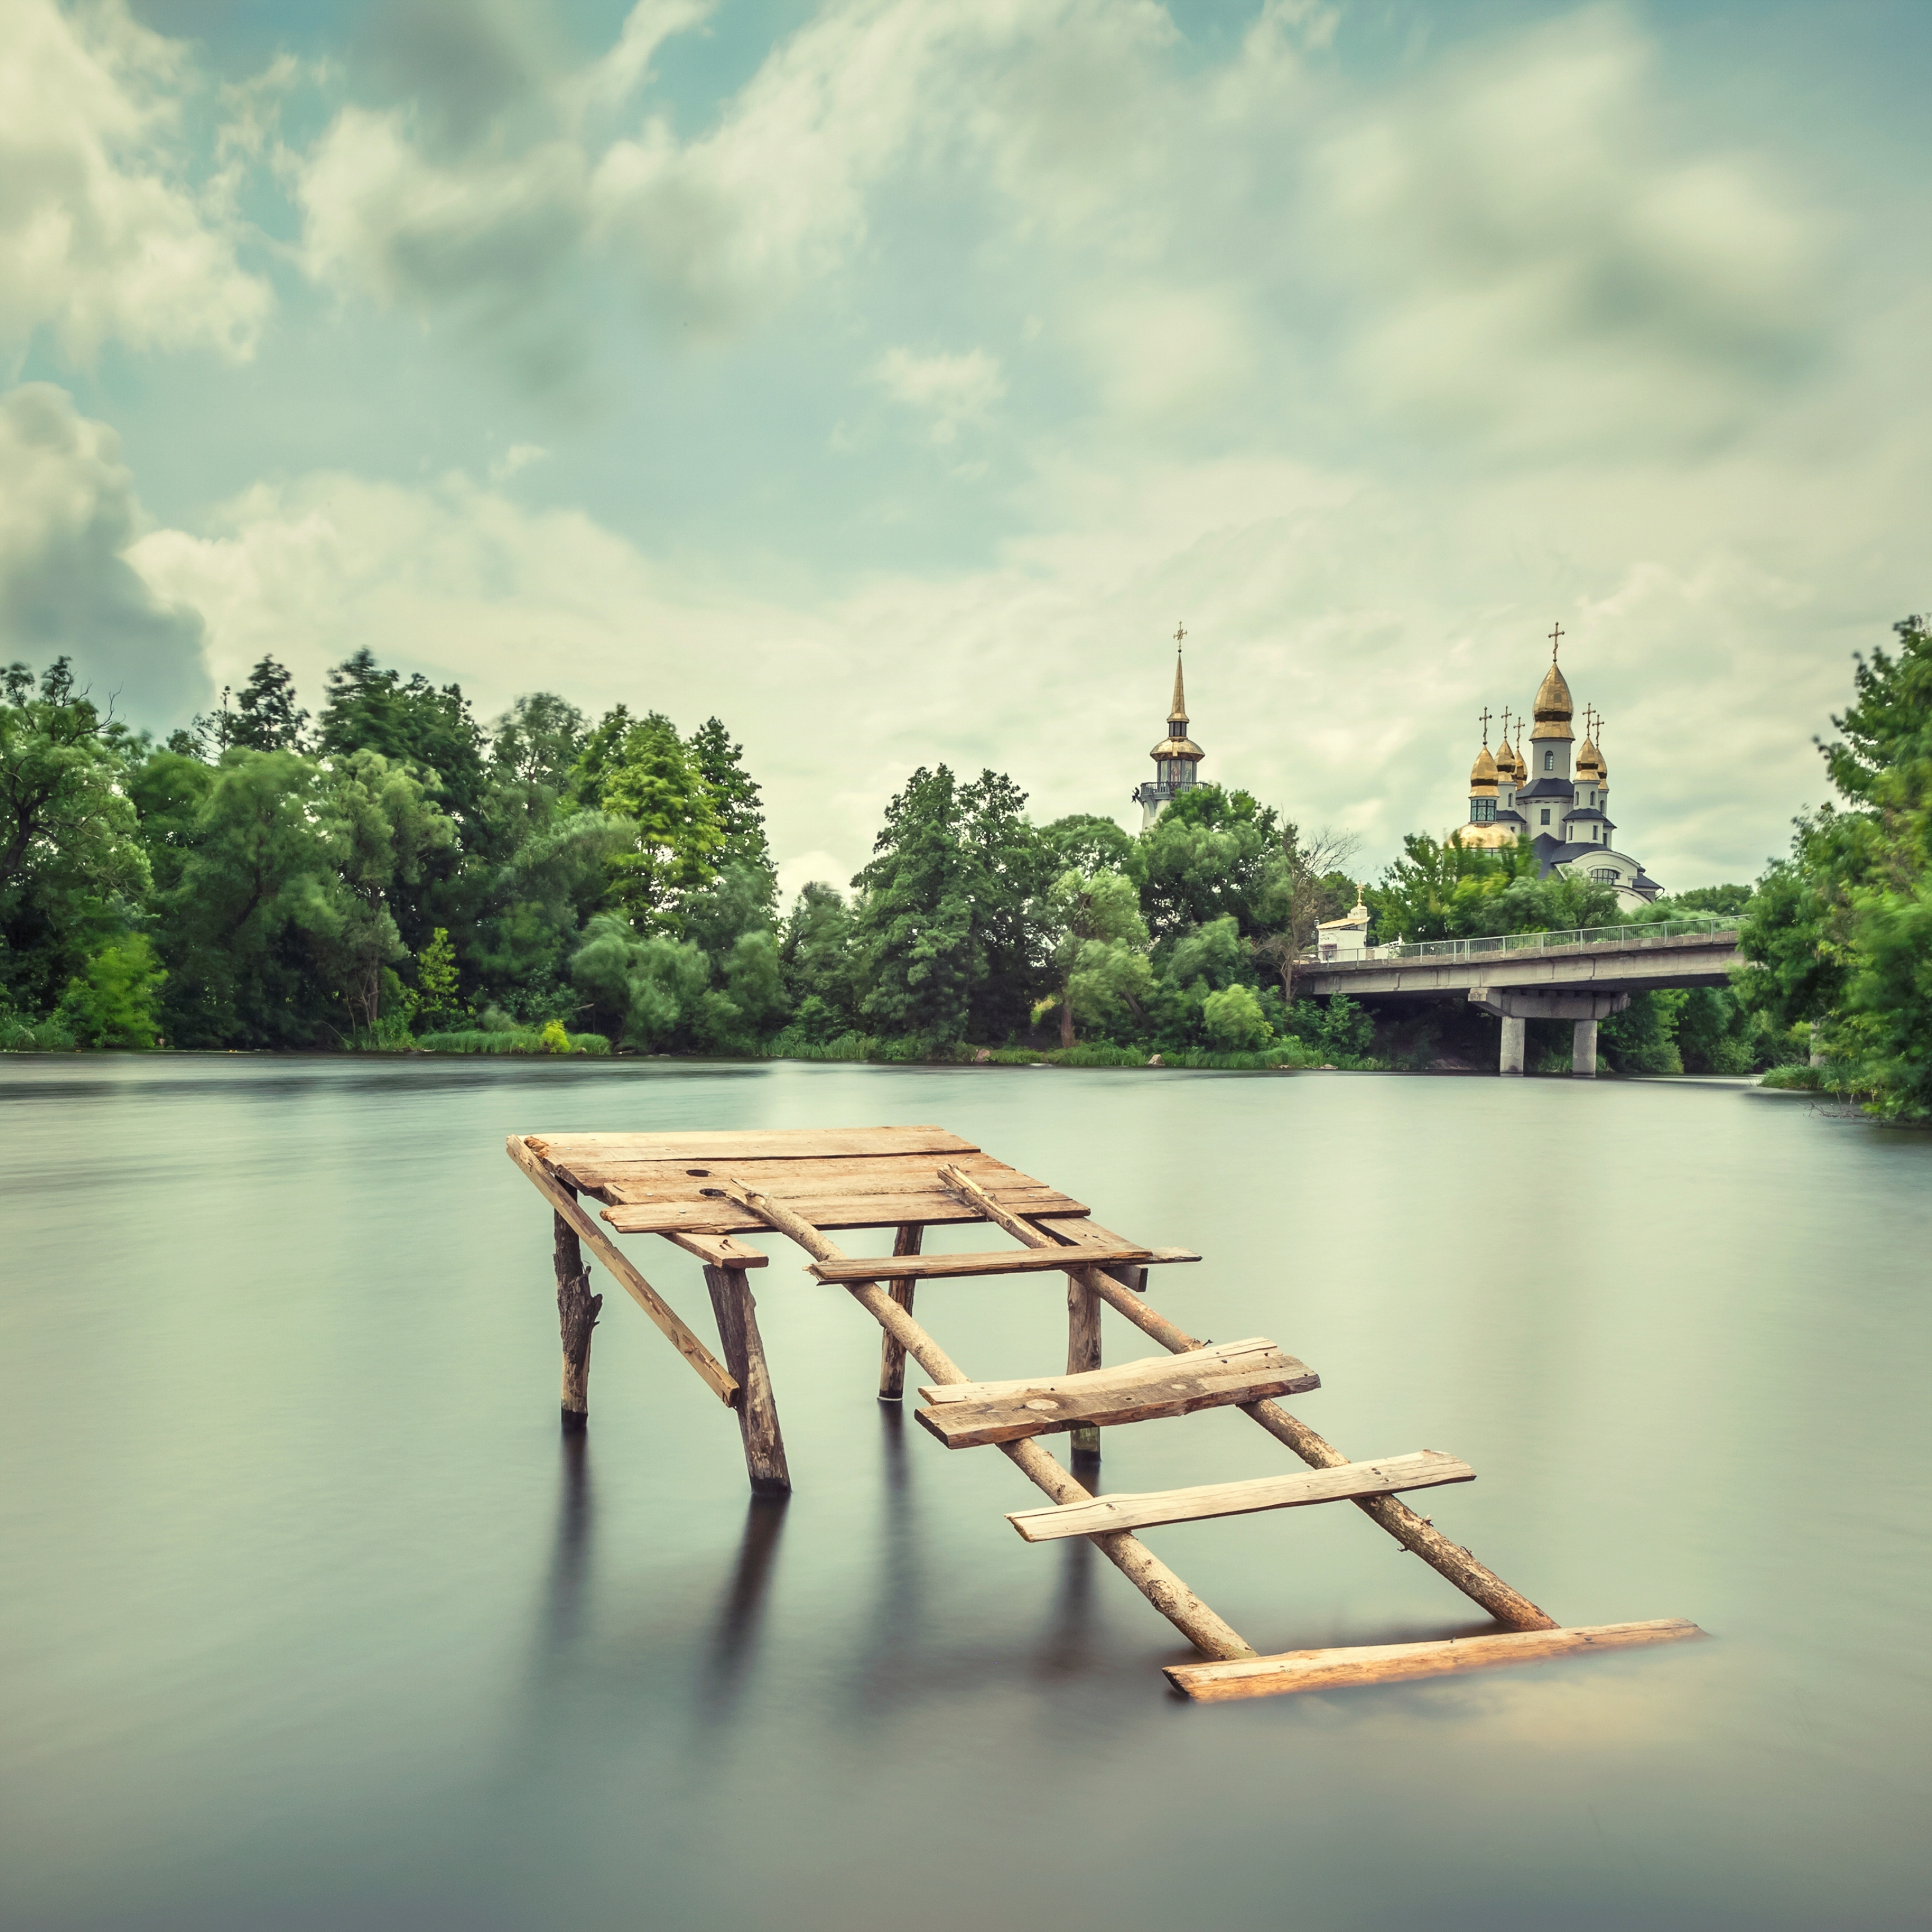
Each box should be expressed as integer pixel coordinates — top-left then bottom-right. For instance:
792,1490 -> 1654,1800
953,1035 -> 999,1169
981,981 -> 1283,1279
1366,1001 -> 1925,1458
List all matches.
507,1129 -> 1704,1703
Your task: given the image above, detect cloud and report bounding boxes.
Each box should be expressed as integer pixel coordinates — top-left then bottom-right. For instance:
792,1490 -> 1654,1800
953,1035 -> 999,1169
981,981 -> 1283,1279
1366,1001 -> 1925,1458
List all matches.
1313,5 -> 1827,452
0,385 -> 211,726
871,347 -> 1005,443
0,0 -> 271,364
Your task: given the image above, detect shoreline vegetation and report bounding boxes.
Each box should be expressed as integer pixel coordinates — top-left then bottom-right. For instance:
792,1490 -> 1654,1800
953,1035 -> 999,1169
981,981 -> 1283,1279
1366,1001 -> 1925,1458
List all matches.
4,619 -> 1925,1117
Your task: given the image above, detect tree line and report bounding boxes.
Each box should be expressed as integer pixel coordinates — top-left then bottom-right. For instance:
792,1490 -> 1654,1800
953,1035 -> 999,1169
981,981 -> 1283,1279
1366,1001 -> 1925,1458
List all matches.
2,622 -> 1919,1105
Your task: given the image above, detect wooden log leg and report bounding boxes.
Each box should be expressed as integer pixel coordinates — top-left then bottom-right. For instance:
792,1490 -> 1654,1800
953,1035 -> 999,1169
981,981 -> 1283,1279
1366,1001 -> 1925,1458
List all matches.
703,1265 -> 792,1495
1067,1270 -> 1102,1454
554,1200 -> 603,1435
877,1223 -> 924,1401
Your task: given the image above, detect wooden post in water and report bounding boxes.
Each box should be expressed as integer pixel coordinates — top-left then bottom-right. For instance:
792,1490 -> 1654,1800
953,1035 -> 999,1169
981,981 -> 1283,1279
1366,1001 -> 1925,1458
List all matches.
702,1265 -> 792,1495
877,1223 -> 924,1401
553,1189 -> 603,1434
1067,1267 -> 1102,1453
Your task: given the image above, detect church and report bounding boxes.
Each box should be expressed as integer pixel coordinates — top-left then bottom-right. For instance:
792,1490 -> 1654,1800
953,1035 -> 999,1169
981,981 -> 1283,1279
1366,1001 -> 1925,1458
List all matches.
1454,636 -> 1663,909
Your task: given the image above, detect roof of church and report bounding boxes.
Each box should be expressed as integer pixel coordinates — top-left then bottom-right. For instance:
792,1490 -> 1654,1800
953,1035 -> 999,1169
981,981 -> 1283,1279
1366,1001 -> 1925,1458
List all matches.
1516,776 -> 1578,800
1169,652 -> 1188,723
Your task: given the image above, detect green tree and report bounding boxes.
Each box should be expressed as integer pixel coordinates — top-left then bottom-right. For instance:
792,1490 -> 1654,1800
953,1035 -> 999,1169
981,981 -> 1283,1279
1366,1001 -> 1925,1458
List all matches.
590,712 -> 724,927
781,881 -> 861,1029
1201,982 -> 1271,1050
1253,821 -> 1361,1002
1038,866 -> 1153,1047
57,935 -> 166,1049
210,655 -> 309,753
689,716 -> 774,885
569,913 -> 712,1050
852,765 -> 1045,1047
1132,785 -> 1280,942
1740,616 -> 1932,1114
0,659 -> 150,1014
318,649 -> 488,839
412,927 -> 460,1031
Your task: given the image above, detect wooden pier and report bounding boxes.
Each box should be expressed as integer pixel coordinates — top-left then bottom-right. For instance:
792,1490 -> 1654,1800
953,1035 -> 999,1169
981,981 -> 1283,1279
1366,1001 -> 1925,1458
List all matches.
507,1124 -> 1704,1701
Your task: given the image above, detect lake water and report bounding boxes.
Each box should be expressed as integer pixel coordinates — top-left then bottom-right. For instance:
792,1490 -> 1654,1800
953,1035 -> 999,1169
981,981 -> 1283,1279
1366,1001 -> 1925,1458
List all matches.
2,1056 -> 1928,1931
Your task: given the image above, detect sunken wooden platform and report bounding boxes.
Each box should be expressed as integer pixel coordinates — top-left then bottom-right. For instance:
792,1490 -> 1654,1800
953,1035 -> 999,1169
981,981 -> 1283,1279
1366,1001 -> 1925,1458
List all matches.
506,1124 -> 1704,1700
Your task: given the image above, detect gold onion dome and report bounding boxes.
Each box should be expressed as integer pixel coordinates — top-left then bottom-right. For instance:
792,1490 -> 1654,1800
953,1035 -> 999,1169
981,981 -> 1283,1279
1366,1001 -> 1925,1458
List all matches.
1496,735 -> 1521,780
1151,729 -> 1204,758
1469,744 -> 1499,788
1530,659 -> 1575,740
1576,737 -> 1603,775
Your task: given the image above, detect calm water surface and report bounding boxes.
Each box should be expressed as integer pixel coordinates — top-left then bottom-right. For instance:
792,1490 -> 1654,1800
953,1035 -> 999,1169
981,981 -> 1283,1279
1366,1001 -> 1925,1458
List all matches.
3,1058 -> 1929,1931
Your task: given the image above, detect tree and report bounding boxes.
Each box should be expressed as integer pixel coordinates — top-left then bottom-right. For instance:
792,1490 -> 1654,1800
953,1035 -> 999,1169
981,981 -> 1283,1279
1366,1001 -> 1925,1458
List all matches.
588,712 -> 724,928
490,693 -> 585,828
1131,785 -> 1280,942
1038,866 -> 1153,1047
1201,982 -> 1271,1050
211,656 -> 309,753
311,751 -> 457,1032
57,935 -> 166,1049
1253,821 -> 1361,1003
781,881 -> 861,1030
0,659 -> 150,1012
688,716 -> 774,885
318,649 -> 488,838
852,765 -> 1047,1047
1740,616 -> 1932,1115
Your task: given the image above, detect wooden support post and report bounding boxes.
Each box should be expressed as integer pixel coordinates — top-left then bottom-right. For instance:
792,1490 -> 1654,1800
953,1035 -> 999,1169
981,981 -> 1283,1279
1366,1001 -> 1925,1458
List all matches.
936,1164 -> 1560,1635
1067,1263 -> 1102,1454
554,1192 -> 603,1434
878,1223 -> 923,1401
702,1265 -> 791,1495
719,1177 -> 1254,1663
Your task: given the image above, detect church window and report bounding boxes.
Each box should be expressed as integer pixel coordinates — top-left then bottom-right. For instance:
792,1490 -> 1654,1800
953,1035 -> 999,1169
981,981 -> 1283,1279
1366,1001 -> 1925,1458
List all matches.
1540,808 -> 1551,825
1591,867 -> 1617,883
1544,750 -> 1554,771
1471,799 -> 1495,823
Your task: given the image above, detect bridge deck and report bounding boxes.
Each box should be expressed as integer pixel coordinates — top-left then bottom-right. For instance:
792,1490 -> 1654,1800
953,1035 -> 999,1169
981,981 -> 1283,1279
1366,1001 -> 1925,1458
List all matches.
1298,928 -> 1740,999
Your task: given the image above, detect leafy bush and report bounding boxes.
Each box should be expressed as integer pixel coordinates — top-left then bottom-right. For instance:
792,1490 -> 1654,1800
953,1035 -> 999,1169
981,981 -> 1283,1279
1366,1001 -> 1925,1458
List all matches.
55,936 -> 166,1049
417,1027 -> 609,1055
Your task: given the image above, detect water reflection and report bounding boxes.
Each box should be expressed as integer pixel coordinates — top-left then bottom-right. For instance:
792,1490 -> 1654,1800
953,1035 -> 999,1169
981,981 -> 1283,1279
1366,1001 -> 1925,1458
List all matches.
541,1433 -> 596,1656
697,1496 -> 790,1721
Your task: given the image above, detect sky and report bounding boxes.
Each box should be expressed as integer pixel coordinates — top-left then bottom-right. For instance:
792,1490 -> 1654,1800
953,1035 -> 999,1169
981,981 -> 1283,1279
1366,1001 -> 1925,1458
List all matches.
4,0 -> 1928,902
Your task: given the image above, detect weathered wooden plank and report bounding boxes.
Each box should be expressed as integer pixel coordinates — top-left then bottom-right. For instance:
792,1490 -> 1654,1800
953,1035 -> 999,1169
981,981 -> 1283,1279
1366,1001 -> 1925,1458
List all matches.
661,1230 -> 768,1270
1006,1450 -> 1474,1542
1164,1619 -> 1708,1702
505,1136 -> 739,1406
602,1189 -> 1087,1236
938,1162 -> 1560,1634
702,1265 -> 790,1494
877,1223 -> 923,1401
526,1126 -> 977,1165
808,1244 -> 1153,1284
914,1339 -> 1320,1449
569,1149 -> 1039,1197
712,1173 -> 1257,1662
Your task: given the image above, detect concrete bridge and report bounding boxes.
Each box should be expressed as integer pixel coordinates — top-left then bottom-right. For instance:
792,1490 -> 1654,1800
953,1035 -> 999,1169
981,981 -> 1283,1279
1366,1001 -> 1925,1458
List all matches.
1295,919 -> 1743,1076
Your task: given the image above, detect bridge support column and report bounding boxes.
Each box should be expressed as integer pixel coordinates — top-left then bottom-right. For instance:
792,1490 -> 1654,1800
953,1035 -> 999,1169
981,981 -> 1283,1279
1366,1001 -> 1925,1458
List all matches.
1499,1015 -> 1526,1077
1473,988 -> 1628,1082
1572,1018 -> 1598,1078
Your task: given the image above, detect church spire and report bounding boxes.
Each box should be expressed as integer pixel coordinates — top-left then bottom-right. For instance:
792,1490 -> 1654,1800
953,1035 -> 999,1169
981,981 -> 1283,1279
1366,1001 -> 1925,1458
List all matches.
1133,625 -> 1205,828
1169,623 -> 1188,723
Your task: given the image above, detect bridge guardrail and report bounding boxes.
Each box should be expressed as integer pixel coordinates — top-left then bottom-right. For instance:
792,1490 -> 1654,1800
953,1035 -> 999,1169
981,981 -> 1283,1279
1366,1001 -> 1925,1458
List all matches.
1309,916 -> 1740,967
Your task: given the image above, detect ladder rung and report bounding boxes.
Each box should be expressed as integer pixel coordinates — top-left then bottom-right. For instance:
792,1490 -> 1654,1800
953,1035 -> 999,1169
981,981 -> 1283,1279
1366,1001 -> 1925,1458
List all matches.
1005,1450 -> 1474,1542
914,1339 -> 1318,1448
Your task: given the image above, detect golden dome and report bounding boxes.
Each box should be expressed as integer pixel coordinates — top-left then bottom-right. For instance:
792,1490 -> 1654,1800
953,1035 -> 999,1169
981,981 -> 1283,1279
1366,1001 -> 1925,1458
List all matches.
1530,661 -> 1575,739
1495,737 -> 1522,781
1575,737 -> 1603,775
1469,744 -> 1499,787
1150,732 -> 1203,760
1447,822 -> 1519,850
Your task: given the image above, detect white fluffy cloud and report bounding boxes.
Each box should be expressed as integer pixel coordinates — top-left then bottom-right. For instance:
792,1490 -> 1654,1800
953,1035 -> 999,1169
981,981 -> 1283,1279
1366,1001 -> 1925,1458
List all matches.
0,384 -> 210,721
0,1 -> 270,363
871,347 -> 1005,443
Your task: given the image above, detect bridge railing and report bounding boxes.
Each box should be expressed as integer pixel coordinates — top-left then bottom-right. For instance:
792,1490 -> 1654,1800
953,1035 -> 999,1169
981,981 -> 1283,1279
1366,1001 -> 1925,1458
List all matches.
1309,915 -> 1739,966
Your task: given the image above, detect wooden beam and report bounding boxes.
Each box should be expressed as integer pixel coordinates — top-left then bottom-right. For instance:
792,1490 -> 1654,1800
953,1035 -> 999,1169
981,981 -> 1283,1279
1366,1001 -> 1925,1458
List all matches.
1006,1450 -> 1473,1542
1164,1619 -> 1707,1703
506,1136 -> 738,1407
703,1266 -> 790,1494
527,1126 -> 979,1164
806,1244 -> 1156,1284
714,1173 -> 1256,1663
877,1223 -> 922,1401
915,1340 -> 1320,1449
935,1162 -> 1560,1634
